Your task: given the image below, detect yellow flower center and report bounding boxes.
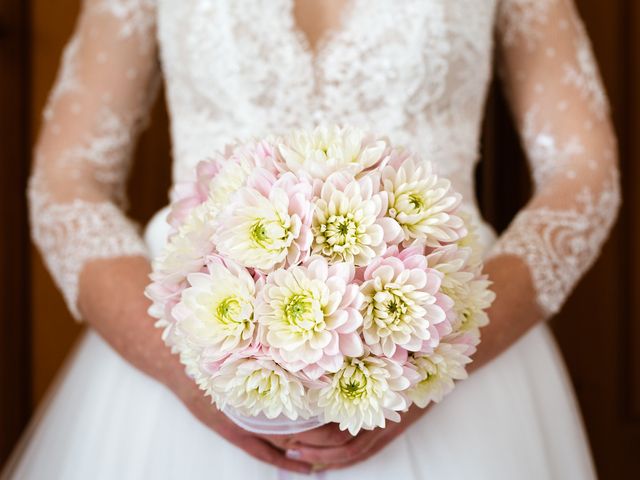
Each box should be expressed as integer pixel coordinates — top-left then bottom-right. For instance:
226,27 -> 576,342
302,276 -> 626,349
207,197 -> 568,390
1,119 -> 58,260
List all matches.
368,288 -> 411,332
383,291 -> 409,325
413,356 -> 438,386
408,193 -> 426,212
339,368 -> 368,400
318,213 -> 359,252
248,215 -> 292,253
284,293 -> 324,332
250,220 -> 270,245
216,296 -> 242,323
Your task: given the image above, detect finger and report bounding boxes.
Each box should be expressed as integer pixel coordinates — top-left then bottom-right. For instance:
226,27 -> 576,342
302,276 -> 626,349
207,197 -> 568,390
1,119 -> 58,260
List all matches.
259,434 -> 296,451
289,429 -> 381,465
241,437 -> 312,474
287,424 -> 354,447
319,425 -> 406,471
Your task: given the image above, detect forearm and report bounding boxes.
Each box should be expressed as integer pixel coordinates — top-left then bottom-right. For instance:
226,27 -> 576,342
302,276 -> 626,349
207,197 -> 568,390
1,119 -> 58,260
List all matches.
467,254 -> 543,373
77,256 -> 192,397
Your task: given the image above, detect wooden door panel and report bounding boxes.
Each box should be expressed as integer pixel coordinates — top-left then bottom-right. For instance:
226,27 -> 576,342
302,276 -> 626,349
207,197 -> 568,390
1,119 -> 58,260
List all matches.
627,0 -> 640,420
0,0 -> 31,466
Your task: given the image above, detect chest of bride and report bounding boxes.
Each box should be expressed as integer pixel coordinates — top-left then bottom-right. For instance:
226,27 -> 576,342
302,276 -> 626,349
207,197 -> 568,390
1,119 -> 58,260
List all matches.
156,0 -> 497,133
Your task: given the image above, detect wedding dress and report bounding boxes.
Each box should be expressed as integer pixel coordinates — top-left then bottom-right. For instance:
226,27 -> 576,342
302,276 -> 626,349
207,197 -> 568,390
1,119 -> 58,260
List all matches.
5,0 -> 620,478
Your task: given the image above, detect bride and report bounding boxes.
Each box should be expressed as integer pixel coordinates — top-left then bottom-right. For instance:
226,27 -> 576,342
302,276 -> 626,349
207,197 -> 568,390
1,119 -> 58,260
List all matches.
5,0 -> 620,478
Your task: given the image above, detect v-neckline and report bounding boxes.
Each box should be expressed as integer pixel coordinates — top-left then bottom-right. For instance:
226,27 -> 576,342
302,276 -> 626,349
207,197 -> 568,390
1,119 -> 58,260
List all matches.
287,0 -> 358,65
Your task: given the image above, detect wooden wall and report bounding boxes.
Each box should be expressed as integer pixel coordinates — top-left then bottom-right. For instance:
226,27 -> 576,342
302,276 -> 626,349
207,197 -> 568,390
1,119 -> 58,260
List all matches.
1,0 -> 638,476
0,0 -> 31,467
480,1 -> 640,477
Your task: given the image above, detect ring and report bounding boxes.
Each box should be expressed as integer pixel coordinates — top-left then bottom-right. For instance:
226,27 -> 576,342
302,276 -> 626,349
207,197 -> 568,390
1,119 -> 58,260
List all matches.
312,463 -> 327,472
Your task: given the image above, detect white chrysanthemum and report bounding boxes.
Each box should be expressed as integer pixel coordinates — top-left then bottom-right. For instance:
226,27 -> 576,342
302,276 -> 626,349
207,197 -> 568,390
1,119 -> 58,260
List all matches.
257,257 -> 364,378
382,158 -> 465,246
209,356 -> 310,420
207,158 -> 253,213
172,259 -> 257,354
455,211 -> 485,270
406,342 -> 472,407
361,255 -> 445,357
153,200 -> 218,281
427,245 -> 475,292
206,140 -> 279,211
278,125 -> 386,180
312,176 -> 399,265
312,355 -> 410,434
444,276 -> 495,334
213,181 -> 311,271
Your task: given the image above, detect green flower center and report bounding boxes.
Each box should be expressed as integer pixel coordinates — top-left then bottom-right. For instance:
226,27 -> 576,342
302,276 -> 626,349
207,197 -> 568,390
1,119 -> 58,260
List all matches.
284,293 -> 323,331
246,370 -> 278,398
414,357 -> 438,385
339,369 -> 368,400
385,293 -> 409,323
408,193 -> 425,212
250,220 -> 270,245
371,288 -> 410,329
249,215 -> 291,253
214,296 -> 252,329
320,214 -> 359,250
216,297 -> 241,322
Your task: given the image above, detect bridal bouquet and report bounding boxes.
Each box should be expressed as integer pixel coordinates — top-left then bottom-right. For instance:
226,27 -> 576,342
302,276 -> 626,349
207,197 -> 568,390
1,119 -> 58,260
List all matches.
146,126 -> 495,435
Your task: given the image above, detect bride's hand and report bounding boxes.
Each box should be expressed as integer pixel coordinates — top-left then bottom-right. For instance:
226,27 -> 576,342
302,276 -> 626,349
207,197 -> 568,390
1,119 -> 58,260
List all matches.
284,405 -> 430,471
173,377 -> 313,474
79,257 -> 315,473
262,424 -> 354,455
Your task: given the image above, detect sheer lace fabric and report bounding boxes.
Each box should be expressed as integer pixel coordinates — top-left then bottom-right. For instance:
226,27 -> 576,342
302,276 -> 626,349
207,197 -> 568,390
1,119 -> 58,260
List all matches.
29,0 -> 620,321
28,0 -> 160,319
490,0 -> 621,315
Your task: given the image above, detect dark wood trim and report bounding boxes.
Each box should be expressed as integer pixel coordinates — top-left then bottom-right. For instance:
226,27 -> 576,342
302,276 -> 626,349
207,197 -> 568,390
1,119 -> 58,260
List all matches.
622,0 -> 640,419
0,0 -> 32,468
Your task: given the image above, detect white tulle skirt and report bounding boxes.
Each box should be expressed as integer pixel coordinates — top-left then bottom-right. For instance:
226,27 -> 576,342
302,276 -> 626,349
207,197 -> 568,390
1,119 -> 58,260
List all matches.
3,211 -> 597,480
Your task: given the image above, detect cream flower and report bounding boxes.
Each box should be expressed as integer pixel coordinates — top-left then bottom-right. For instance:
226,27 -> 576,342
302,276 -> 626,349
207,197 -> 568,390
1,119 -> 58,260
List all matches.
278,125 -> 386,180
382,157 -> 465,246
209,354 -> 310,420
213,174 -> 312,271
312,175 -> 401,265
445,276 -> 495,336
311,355 -> 410,434
455,211 -> 485,270
426,245 -> 475,292
406,341 -> 473,408
360,247 -> 446,357
257,256 -> 364,379
153,200 -> 218,282
172,258 -> 258,354
168,140 -> 279,229
207,140 -> 280,213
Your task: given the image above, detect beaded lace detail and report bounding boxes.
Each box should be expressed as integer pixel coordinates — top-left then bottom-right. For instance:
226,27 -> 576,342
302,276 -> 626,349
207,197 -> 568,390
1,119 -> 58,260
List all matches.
490,0 -> 621,315
29,0 -> 620,320
28,0 -> 160,319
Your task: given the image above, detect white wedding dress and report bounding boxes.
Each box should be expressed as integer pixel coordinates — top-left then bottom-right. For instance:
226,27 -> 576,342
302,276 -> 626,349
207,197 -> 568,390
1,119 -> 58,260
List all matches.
5,0 -> 621,479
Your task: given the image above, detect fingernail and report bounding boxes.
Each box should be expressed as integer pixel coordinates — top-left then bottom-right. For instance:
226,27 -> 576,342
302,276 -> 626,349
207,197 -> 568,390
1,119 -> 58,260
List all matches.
286,449 -> 301,459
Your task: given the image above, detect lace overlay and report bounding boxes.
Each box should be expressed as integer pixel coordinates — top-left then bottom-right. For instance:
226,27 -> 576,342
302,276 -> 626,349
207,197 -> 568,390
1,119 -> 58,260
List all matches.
490,0 -> 621,315
28,0 -> 160,320
29,180 -> 148,319
29,0 -> 620,320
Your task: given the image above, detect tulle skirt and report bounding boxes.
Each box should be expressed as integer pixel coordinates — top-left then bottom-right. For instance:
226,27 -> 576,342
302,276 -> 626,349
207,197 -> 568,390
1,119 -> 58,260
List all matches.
3,210 -> 597,480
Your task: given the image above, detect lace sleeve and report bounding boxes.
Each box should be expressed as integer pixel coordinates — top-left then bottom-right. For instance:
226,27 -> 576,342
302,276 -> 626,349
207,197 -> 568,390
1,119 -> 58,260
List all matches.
489,0 -> 622,317
28,0 -> 160,320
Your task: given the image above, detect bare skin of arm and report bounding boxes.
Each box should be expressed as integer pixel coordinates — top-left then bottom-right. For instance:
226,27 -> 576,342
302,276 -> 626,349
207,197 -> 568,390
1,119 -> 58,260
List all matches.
79,255 -> 356,474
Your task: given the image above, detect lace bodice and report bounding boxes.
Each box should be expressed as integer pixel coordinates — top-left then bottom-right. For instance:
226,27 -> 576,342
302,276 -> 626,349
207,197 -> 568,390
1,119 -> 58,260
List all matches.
29,0 -> 620,320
